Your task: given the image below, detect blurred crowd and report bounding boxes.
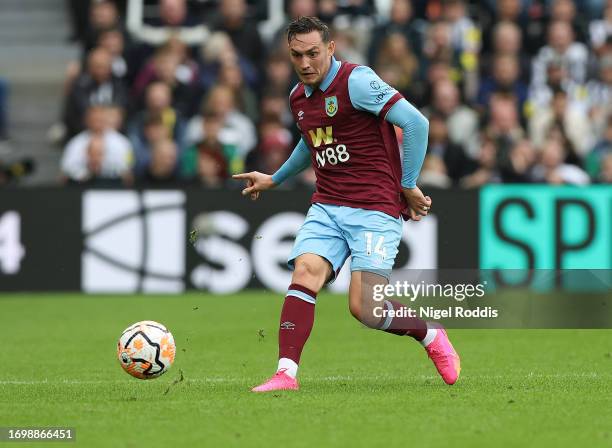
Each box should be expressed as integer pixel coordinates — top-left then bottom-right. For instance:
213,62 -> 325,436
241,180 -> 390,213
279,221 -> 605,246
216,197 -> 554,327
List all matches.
51,0 -> 612,188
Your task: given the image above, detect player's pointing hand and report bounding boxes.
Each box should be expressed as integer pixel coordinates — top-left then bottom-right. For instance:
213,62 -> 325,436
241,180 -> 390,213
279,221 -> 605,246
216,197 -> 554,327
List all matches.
232,171 -> 276,201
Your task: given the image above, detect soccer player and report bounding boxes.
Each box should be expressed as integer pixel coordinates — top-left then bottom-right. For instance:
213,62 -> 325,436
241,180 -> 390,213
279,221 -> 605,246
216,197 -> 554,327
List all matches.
234,16 -> 460,392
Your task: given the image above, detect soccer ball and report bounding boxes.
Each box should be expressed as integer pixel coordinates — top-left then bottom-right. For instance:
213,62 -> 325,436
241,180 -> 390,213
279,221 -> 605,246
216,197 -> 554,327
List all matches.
117,320 -> 176,379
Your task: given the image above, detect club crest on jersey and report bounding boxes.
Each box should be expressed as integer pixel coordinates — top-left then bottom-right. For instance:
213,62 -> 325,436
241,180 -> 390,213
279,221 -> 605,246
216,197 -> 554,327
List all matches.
325,96 -> 338,117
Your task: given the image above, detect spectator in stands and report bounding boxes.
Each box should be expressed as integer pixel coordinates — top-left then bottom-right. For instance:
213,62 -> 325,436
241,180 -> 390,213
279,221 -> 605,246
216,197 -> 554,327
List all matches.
218,61 -> 258,123
332,29 -> 366,66
263,52 -> 293,95
288,0 -> 317,20
319,0 -> 375,54
443,0 -> 481,55
64,27 -> 129,100
165,37 -> 200,86
481,0 -> 524,54
598,152 -> 612,183
589,2 -> 612,55
374,32 -> 419,99
36,1 -> 612,189
441,0 -> 481,100
529,88 -> 593,156
367,0 -> 425,66
195,147 -> 230,188
181,110 -> 239,181
140,139 -> 179,184
63,47 -> 128,139
483,21 -> 530,82
199,31 -> 258,93
270,0 -> 317,49
503,138 -> 537,183
259,89 -> 293,130
213,0 -> 265,76
477,54 -> 528,120
585,114 -> 612,180
531,137 -> 590,184
318,0 -> 339,24
248,117 -> 293,175
531,20 -> 589,91
586,54 -> 612,135
105,103 -> 126,132
185,85 -> 256,159
61,105 -> 132,185
500,0 -> 546,55
413,58 -> 452,107
484,93 -> 525,157
127,0 -> 209,47
132,45 -> 198,118
427,112 -> 476,183
98,27 -> 129,80
127,82 -> 185,167
460,136 -> 502,187
82,0 -> 126,53
550,0 -> 588,44
422,20 -> 454,66
424,79 -> 480,158
128,113 -> 169,176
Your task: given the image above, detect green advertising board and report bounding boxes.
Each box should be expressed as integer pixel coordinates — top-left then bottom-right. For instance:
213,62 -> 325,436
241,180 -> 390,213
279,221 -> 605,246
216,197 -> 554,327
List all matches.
480,185 -> 611,289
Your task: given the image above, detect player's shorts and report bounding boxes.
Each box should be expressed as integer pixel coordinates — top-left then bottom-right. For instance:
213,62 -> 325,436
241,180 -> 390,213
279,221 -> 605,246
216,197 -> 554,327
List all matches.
288,203 -> 403,281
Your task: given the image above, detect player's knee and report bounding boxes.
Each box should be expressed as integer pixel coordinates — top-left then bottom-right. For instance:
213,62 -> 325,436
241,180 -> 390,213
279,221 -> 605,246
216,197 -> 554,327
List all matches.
349,294 -> 379,328
292,259 -> 328,290
349,297 -> 378,328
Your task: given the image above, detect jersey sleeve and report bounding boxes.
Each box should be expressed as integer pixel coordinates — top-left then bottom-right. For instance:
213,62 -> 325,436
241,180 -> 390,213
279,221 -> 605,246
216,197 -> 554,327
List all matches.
347,66 -> 403,117
271,138 -> 311,185
385,99 -> 429,189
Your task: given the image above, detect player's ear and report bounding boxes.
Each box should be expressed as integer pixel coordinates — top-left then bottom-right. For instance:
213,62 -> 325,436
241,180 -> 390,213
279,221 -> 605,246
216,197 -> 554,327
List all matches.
327,40 -> 335,57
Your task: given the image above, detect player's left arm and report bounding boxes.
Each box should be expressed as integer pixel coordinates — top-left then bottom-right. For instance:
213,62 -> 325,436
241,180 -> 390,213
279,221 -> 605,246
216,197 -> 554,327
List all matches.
348,66 -> 431,220
386,100 -> 431,220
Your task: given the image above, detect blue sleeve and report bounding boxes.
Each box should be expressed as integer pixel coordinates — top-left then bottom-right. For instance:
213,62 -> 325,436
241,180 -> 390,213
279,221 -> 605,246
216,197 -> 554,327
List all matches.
385,99 -> 429,189
271,138 -> 311,185
347,66 -> 399,116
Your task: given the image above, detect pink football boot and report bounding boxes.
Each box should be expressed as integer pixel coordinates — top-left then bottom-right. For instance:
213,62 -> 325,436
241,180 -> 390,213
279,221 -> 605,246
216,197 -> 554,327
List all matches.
251,369 -> 299,392
424,328 -> 461,385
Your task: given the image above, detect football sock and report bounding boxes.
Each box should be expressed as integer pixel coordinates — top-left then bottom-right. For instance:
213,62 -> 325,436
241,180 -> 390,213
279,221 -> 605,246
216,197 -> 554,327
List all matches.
378,300 -> 428,341
420,327 -> 438,347
277,283 -> 317,378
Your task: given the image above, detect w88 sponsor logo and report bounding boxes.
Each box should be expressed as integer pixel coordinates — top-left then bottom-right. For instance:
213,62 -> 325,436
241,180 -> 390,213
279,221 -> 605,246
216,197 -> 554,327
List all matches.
315,144 -> 350,168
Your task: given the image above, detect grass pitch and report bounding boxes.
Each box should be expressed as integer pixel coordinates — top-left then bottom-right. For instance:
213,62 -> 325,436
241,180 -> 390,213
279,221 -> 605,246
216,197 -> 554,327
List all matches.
1,292 -> 611,447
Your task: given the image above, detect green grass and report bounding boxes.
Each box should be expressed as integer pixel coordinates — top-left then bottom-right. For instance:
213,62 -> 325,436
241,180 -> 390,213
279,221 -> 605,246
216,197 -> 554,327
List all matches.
1,292 -> 611,447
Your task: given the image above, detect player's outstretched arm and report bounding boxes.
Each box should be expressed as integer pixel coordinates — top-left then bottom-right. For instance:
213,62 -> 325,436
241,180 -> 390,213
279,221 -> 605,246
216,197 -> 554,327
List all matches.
233,138 -> 312,201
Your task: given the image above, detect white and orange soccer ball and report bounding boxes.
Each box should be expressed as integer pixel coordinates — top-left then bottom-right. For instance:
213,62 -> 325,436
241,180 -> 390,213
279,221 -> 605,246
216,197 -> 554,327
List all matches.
117,320 -> 176,379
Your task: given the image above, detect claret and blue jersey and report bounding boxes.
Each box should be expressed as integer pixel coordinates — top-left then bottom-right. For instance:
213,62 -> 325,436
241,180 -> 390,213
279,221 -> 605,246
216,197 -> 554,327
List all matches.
274,56 -> 429,277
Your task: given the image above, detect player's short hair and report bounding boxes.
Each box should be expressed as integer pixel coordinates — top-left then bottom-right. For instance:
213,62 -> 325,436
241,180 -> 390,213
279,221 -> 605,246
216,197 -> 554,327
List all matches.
286,16 -> 330,44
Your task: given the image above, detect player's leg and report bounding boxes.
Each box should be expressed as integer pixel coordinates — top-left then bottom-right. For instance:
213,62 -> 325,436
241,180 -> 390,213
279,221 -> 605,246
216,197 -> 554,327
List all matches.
252,204 -> 349,392
343,208 -> 460,385
275,253 -> 331,379
348,270 -> 427,338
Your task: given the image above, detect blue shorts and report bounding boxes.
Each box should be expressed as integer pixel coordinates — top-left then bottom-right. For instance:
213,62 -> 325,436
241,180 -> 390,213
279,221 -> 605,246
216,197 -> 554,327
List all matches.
288,203 -> 403,281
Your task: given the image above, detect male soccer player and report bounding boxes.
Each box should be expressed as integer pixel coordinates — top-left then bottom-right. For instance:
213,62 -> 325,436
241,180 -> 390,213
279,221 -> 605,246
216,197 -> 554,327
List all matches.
234,16 -> 460,392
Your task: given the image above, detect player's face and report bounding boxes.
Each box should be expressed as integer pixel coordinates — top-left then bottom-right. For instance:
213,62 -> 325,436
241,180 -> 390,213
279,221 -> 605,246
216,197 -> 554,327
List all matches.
288,31 -> 335,88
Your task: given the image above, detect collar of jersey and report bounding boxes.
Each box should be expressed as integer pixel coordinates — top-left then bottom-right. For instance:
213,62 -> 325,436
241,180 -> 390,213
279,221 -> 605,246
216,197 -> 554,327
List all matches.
304,56 -> 340,98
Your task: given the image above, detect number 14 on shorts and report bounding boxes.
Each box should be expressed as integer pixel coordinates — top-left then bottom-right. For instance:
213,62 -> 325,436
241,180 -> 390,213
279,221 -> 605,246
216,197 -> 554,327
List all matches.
365,232 -> 386,259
